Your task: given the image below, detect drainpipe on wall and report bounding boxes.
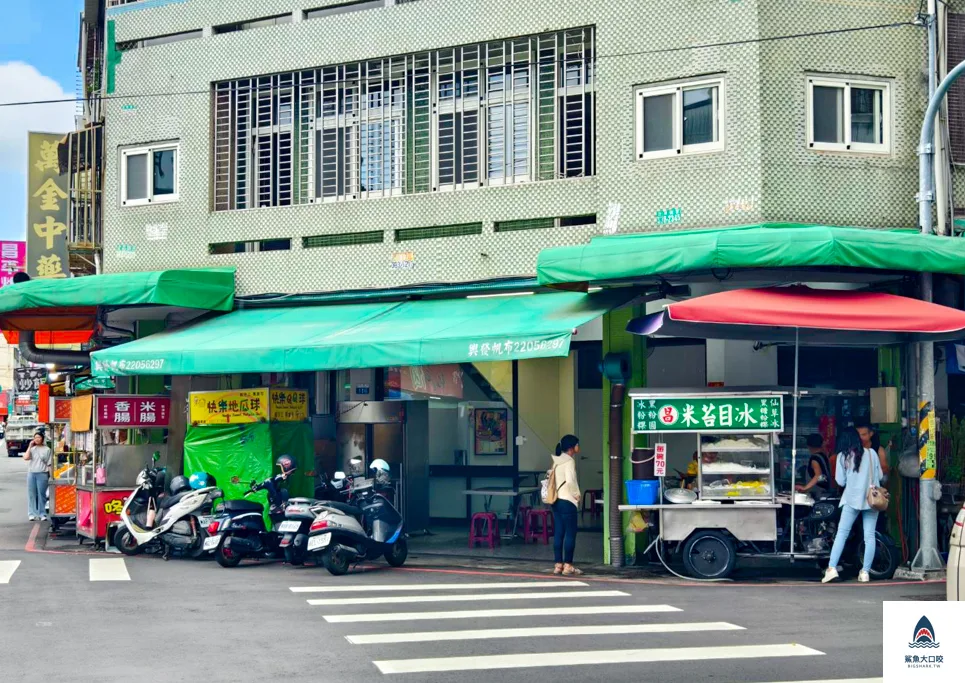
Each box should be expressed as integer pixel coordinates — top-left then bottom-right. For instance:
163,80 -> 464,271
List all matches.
17,331 -> 92,367
602,352 -> 631,568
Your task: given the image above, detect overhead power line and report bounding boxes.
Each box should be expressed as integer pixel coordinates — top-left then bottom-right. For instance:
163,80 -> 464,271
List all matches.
0,20 -> 917,109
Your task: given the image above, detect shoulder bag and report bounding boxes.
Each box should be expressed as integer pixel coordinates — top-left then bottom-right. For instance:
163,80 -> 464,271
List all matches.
866,451 -> 890,512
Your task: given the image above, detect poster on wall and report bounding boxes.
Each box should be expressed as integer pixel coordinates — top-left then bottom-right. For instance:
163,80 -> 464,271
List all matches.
474,408 -> 508,456
269,389 -> 308,422
0,241 -> 26,288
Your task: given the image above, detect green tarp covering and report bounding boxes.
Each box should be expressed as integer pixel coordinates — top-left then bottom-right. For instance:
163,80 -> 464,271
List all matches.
91,291 -> 624,376
184,423 -> 315,524
0,268 -> 236,313
536,223 -> 965,285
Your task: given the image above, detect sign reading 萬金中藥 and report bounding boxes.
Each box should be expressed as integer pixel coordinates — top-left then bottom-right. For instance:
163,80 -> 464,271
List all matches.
189,388 -> 269,425
632,394 -> 784,433
270,389 -> 308,422
26,132 -> 70,279
96,396 -> 171,428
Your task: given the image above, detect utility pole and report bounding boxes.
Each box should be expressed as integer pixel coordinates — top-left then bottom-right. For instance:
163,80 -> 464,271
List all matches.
913,0 -> 948,573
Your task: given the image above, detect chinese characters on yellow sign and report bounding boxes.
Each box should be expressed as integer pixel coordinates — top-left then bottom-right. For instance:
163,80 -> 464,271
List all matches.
270,389 -> 309,422
189,388 -> 270,425
26,133 -> 69,278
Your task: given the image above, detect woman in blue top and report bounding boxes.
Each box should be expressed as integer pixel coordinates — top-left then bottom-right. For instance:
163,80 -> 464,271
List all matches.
822,427 -> 883,583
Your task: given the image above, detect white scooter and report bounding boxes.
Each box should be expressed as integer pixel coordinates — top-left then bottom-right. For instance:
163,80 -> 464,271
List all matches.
114,454 -> 223,560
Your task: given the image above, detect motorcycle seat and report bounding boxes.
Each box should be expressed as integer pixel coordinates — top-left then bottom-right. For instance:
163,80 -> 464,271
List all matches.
223,500 -> 264,513
323,501 -> 363,518
160,491 -> 189,509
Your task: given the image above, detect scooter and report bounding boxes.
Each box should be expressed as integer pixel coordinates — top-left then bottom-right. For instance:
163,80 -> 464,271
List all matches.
278,472 -> 350,566
306,459 -> 407,575
205,474 -> 290,568
115,453 -> 223,559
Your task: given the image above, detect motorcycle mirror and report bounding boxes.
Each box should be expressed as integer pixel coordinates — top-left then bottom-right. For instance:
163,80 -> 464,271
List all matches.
152,451 -> 160,463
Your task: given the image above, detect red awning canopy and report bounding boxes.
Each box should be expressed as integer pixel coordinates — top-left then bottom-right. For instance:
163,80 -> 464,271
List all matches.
629,287 -> 965,345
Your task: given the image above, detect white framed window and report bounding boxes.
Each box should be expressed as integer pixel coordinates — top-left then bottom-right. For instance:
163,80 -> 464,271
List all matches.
807,76 -> 891,154
120,142 -> 179,206
635,78 -> 724,160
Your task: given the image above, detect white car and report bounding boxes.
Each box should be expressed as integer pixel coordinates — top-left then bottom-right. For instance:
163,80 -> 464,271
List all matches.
949,502 -> 964,601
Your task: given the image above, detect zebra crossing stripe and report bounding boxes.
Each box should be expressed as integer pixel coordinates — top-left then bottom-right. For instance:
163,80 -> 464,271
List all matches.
308,589 -> 628,606
324,604 -> 681,623
373,643 -> 824,674
290,580 -> 588,593
346,621 -> 744,644
0,560 -> 21,584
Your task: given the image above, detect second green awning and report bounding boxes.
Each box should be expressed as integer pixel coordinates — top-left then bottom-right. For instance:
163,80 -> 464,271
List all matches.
536,223 -> 965,286
91,291 -> 624,376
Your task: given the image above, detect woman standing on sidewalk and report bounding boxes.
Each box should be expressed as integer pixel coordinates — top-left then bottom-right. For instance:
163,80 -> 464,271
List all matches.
822,427 -> 883,584
23,432 -> 52,522
551,434 -> 582,576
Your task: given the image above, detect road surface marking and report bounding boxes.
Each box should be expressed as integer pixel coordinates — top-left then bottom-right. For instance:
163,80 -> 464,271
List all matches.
347,621 -> 744,645
291,580 -> 588,593
308,589 -> 629,606
89,558 -> 130,582
374,643 -> 824,674
0,560 -> 21,584
324,604 -> 681,623
759,680 -> 881,683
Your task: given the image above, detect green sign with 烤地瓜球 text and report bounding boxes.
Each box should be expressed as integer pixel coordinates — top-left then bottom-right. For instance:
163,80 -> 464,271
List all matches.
631,394 -> 784,433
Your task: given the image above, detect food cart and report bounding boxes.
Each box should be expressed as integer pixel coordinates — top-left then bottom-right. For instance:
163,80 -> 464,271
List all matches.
617,286 -> 965,580
623,390 -> 790,578
47,396 -> 77,531
75,395 -> 170,545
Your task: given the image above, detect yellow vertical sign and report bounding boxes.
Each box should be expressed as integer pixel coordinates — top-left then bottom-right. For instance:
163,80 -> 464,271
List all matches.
26,132 -> 69,278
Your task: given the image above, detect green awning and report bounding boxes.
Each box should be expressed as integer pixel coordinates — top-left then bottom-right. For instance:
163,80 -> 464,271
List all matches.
536,223 -> 965,286
91,291 -> 624,376
0,268 -> 236,314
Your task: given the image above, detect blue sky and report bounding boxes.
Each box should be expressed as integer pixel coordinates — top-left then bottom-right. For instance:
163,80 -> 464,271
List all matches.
0,0 -> 84,243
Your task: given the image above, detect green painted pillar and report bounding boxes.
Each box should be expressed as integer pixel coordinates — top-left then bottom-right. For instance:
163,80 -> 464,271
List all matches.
601,305 -> 646,564
877,345 -> 902,545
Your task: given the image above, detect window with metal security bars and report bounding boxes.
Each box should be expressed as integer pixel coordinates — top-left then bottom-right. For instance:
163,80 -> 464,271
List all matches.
949,14 -> 965,163
494,214 -> 595,232
209,239 -> 291,254
212,27 -> 595,211
303,231 -> 384,248
395,223 -> 483,241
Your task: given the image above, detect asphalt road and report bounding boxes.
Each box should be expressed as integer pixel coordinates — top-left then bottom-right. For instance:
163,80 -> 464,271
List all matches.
0,454 -> 946,683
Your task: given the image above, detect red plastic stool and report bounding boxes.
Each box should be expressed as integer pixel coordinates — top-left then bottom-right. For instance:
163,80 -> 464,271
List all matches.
525,508 -> 554,545
582,489 -> 603,516
469,512 -> 500,549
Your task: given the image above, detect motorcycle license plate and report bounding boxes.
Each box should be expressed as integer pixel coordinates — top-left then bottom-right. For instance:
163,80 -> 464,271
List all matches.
198,516 -> 214,527
307,534 -> 331,552
202,534 -> 222,551
279,521 -> 301,533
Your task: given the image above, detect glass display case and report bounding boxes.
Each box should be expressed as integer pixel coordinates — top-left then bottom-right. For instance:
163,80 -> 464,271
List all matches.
697,433 -> 775,501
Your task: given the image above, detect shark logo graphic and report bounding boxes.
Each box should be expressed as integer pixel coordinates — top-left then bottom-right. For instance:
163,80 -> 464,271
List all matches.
909,615 -> 940,648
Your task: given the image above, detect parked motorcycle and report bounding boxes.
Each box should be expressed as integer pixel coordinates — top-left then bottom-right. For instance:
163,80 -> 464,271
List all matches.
205,455 -> 295,568
114,453 -> 222,559
306,458 -> 407,575
278,471 -> 350,566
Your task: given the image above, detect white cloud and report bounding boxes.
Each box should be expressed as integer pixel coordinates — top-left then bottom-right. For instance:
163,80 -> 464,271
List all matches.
0,61 -> 76,174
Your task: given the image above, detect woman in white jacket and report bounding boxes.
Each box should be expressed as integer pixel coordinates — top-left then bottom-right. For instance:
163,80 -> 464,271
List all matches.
551,434 -> 582,576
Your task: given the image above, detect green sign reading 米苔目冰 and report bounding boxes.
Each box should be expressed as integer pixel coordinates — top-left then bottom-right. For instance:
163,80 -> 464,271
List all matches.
631,395 -> 784,433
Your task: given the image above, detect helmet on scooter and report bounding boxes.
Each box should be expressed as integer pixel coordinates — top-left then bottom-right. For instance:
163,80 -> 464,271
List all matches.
370,459 -> 391,485
169,475 -> 191,495
275,454 -> 297,478
188,472 -> 216,489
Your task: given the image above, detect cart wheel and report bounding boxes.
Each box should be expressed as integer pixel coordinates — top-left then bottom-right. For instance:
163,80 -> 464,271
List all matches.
682,530 -> 736,580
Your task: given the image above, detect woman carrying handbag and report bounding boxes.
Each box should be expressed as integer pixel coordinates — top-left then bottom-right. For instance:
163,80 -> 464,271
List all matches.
822,427 -> 888,584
